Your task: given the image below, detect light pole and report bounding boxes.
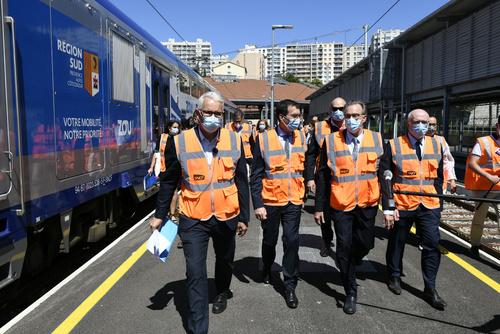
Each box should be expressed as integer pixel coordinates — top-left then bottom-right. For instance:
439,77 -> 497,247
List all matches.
270,24 -> 293,127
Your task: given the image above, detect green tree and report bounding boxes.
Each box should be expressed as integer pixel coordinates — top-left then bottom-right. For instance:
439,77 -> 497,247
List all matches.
281,72 -> 300,83
308,78 -> 323,87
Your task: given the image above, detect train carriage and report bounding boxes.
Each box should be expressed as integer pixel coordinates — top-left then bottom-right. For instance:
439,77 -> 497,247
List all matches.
0,0 -> 215,288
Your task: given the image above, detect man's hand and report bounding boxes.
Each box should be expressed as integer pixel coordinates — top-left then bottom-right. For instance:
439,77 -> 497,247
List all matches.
149,217 -> 163,230
314,211 -> 324,225
147,167 -> 154,175
449,179 -> 457,194
384,209 -> 399,230
307,180 -> 316,194
487,174 -> 500,186
383,214 -> 394,230
255,207 -> 267,221
237,222 -> 248,237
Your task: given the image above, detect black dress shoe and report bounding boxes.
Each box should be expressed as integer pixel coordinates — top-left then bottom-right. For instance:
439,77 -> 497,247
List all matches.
387,276 -> 402,295
470,246 -> 480,259
262,271 -> 272,284
424,288 -> 447,310
320,244 -> 332,257
343,295 -> 357,314
285,290 -> 298,309
212,290 -> 233,314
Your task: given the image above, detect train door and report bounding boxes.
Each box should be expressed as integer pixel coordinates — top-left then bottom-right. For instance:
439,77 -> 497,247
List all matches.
0,2 -> 13,198
151,63 -> 170,141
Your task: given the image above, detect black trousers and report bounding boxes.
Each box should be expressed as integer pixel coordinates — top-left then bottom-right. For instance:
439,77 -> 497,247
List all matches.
319,182 -> 334,246
261,203 -> 301,291
331,205 -> 377,297
178,215 -> 236,334
386,204 -> 441,290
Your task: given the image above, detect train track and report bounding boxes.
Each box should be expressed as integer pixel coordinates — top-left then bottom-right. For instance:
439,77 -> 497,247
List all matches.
441,199 -> 500,257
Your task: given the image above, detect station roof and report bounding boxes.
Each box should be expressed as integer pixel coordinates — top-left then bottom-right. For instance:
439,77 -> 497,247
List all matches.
206,78 -> 317,105
306,0 -> 491,101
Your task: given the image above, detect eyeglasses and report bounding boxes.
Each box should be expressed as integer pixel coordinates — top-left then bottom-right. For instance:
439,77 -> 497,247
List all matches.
331,107 -> 344,112
411,120 -> 428,125
199,109 -> 223,118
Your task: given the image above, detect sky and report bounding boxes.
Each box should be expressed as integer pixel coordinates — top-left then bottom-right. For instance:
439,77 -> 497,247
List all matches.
107,0 -> 450,55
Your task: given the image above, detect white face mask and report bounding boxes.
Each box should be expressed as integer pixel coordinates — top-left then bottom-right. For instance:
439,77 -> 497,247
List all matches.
170,128 -> 179,135
258,124 -> 266,131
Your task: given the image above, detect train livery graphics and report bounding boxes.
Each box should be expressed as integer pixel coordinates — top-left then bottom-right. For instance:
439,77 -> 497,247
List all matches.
0,0 -> 216,288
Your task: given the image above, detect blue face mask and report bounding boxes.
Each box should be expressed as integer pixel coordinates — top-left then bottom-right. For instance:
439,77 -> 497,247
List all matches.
258,124 -> 266,131
234,123 -> 242,131
330,109 -> 344,121
201,115 -> 222,133
412,122 -> 428,138
285,117 -> 301,132
345,117 -> 361,134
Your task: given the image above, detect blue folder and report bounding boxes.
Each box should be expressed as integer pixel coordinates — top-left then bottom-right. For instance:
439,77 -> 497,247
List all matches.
143,173 -> 158,191
147,219 -> 178,262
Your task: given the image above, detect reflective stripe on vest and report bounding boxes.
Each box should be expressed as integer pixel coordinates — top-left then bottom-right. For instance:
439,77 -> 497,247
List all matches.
159,133 -> 169,172
464,135 -> 500,191
390,136 -> 442,210
326,129 -> 382,211
259,129 -> 306,206
227,122 -> 253,159
175,128 -> 241,221
314,120 -> 332,147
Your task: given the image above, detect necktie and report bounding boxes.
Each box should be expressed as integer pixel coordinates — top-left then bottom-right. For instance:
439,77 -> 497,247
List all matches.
285,137 -> 291,159
416,139 -> 422,161
352,138 -> 359,161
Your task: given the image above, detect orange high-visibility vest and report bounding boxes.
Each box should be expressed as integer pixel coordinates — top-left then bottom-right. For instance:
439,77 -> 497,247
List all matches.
326,129 -> 383,211
464,135 -> 500,191
226,122 -> 253,159
390,135 -> 442,210
159,133 -> 169,173
174,128 -> 241,221
259,129 -> 306,206
314,120 -> 333,147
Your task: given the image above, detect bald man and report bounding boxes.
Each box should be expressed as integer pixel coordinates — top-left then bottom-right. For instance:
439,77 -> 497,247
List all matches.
305,97 -> 346,257
379,109 -> 446,310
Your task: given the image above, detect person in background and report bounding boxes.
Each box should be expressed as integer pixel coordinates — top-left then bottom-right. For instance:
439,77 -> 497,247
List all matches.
427,116 -> 457,193
226,110 -> 255,166
150,91 -> 249,334
251,99 -> 306,309
148,121 -> 181,177
381,109 -> 447,310
464,114 -> 500,258
305,97 -> 347,257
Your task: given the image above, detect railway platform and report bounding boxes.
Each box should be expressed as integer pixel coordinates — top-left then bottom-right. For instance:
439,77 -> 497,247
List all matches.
1,198 -> 499,334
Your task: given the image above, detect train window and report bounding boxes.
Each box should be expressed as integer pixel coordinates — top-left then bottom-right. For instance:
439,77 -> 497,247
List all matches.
179,73 -> 190,94
111,33 -> 134,103
139,49 -> 147,152
190,79 -> 199,98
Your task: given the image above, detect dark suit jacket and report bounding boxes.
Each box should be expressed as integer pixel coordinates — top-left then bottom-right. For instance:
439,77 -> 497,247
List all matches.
377,135 -> 444,212
154,127 -> 250,230
250,128 -> 306,209
305,119 -> 341,182
314,130 -> 381,213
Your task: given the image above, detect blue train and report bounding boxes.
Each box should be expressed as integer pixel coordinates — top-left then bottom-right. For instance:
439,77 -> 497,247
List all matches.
0,0 -> 218,288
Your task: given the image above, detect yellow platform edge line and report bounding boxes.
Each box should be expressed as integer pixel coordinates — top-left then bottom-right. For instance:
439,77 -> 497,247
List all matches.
393,211 -> 500,293
52,243 -> 148,334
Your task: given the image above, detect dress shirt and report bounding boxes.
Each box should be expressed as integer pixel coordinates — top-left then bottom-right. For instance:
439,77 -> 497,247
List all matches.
276,126 -> 293,156
345,130 -> 365,155
198,128 -> 219,165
